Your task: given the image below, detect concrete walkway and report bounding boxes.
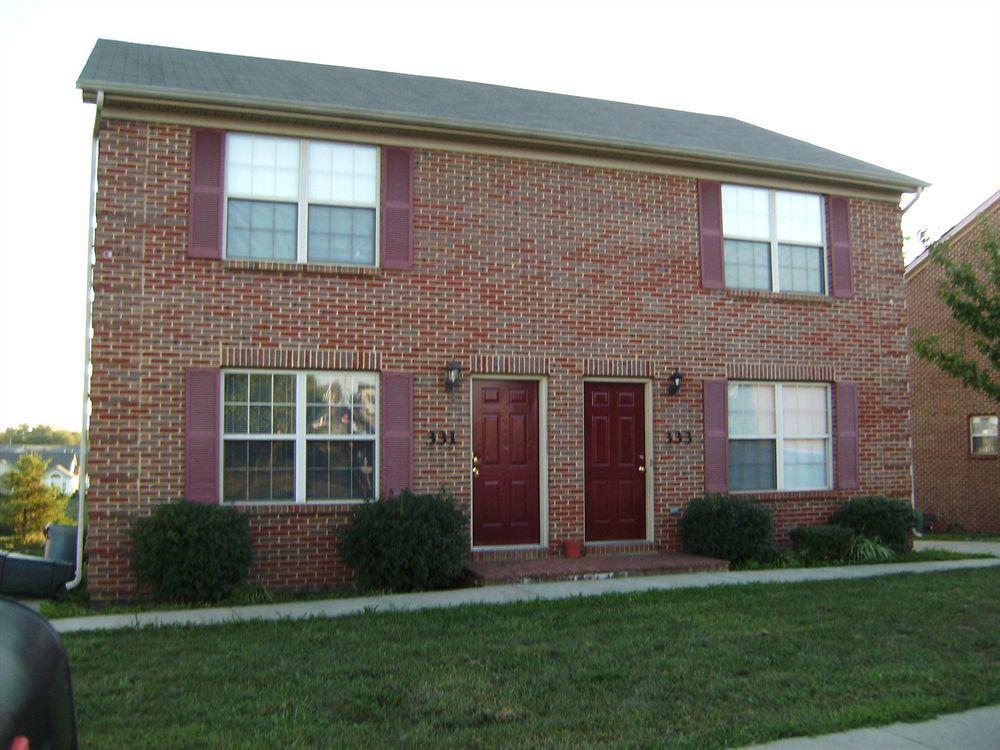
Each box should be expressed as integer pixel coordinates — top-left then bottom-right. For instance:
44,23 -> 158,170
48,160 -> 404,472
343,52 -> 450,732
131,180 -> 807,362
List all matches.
915,538 -> 1000,556
740,705 -> 1000,749
51,555 -> 1000,634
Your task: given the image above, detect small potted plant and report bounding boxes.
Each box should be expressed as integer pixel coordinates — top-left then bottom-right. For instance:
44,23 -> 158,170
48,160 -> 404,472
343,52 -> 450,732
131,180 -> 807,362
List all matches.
563,539 -> 584,558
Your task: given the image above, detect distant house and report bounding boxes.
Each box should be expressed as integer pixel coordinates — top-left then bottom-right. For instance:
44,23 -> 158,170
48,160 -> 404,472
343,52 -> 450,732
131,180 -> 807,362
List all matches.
905,190 -> 1000,533
0,445 -> 80,495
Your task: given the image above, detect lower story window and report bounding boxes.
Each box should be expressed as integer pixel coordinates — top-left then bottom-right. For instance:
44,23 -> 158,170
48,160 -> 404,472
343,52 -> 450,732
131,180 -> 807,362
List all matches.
728,381 -> 831,492
970,415 -> 999,456
222,370 -> 378,502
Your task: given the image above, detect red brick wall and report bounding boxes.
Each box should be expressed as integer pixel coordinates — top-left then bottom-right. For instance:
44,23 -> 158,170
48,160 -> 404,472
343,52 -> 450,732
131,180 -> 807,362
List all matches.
906,201 -> 1000,533
87,117 -> 913,599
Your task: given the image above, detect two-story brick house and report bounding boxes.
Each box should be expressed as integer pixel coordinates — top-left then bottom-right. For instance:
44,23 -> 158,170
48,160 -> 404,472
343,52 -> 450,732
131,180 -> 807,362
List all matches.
77,40 -> 925,599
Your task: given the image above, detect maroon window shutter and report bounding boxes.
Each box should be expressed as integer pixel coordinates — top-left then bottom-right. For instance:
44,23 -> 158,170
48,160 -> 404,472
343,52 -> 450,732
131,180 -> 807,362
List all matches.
381,147 -> 414,269
188,129 -> 226,259
698,180 -> 725,289
835,382 -> 860,490
828,196 -> 853,298
380,372 -> 413,497
185,368 -> 221,503
703,379 -> 729,493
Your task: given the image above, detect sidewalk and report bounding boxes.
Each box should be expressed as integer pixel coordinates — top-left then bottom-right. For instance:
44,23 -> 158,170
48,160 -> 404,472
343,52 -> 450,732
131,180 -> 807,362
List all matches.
740,705 -> 1000,749
50,555 -> 1000,634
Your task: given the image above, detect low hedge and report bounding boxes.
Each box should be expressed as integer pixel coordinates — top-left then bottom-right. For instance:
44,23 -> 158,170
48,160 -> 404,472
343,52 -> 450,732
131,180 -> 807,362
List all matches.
132,501 -> 253,603
338,491 -> 467,592
830,496 -> 917,554
789,524 -> 855,562
679,494 -> 774,564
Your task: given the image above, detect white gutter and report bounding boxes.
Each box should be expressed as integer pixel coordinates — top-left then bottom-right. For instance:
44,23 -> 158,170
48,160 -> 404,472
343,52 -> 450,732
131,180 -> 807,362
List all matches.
67,90 -> 103,591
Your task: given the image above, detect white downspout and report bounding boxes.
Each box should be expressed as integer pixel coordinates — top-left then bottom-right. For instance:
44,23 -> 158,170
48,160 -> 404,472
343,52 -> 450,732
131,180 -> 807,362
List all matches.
901,186 -> 924,215
66,90 -> 103,591
900,185 -> 924,526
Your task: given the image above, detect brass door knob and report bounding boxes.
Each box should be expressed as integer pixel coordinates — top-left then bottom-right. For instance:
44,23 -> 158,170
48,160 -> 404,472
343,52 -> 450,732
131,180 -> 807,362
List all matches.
638,465 -> 646,473
472,467 -> 480,476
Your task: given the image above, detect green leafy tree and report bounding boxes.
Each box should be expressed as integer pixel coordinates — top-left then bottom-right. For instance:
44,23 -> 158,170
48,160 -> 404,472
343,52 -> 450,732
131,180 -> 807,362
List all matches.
0,423 -> 81,445
0,454 -> 71,546
912,228 -> 1000,402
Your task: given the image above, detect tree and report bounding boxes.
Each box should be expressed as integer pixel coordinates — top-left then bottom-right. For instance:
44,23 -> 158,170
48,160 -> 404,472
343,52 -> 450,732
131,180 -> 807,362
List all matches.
0,423 -> 80,445
913,227 -> 1000,403
0,454 -> 71,547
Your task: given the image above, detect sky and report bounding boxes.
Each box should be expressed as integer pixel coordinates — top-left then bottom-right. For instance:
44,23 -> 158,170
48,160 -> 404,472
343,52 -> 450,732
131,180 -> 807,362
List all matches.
0,0 -> 998,431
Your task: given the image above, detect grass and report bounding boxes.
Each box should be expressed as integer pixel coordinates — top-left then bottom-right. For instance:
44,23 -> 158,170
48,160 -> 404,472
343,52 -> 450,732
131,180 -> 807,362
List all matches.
39,583 -> 353,619
63,567 -> 1000,749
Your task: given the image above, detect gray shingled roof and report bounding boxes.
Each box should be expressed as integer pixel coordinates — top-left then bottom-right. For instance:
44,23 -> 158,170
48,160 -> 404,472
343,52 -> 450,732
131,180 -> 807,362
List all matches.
78,39 -> 925,191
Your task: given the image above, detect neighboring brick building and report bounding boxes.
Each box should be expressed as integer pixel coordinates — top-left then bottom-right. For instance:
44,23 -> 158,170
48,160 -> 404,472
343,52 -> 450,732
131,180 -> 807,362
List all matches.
906,191 -> 1000,533
77,40 -> 924,599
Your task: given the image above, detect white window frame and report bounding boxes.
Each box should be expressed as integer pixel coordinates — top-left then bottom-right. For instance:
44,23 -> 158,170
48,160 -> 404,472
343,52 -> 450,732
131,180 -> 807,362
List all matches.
222,135 -> 381,268
728,381 -> 833,492
220,369 -> 380,504
969,414 -> 999,456
722,186 -> 829,294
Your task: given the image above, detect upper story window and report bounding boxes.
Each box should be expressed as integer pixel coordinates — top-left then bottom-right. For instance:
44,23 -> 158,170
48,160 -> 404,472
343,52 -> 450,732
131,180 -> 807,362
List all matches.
224,134 -> 379,266
722,185 -> 827,294
970,415 -> 999,456
728,382 -> 832,492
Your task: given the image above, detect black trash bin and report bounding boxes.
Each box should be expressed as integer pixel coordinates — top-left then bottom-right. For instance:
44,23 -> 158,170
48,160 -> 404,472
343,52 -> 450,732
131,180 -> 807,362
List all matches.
0,596 -> 79,750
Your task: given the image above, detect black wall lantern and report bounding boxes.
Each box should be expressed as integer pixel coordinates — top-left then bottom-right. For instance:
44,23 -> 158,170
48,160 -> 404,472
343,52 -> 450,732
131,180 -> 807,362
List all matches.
444,360 -> 462,392
668,369 -> 684,396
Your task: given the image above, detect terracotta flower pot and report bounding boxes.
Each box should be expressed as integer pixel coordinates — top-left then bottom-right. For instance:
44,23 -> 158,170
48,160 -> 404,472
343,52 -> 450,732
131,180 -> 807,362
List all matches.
563,539 -> 584,558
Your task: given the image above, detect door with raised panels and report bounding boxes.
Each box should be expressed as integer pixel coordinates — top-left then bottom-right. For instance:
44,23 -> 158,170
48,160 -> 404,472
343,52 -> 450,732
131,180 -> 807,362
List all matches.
584,382 -> 647,541
472,380 -> 540,546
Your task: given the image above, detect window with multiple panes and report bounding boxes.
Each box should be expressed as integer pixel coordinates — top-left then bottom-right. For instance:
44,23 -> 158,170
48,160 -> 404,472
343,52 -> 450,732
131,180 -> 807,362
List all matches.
970,415 -> 999,456
222,371 -> 378,502
224,134 -> 379,266
722,185 -> 827,294
728,382 -> 832,491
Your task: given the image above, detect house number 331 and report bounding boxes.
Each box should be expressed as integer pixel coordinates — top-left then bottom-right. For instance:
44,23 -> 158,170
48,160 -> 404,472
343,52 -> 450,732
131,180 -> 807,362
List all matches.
429,431 -> 457,445
667,430 -> 693,444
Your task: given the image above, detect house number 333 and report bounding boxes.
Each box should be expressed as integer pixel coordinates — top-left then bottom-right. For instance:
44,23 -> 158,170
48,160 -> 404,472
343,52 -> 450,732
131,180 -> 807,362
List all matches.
429,431 -> 457,445
667,430 -> 693,444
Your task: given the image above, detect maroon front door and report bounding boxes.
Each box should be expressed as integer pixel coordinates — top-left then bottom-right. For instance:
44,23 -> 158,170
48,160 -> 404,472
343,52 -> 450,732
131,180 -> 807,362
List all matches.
585,382 -> 647,541
472,380 -> 540,546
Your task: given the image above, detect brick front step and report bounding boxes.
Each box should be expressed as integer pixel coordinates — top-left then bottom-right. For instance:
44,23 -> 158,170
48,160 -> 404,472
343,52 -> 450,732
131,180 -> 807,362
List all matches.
465,552 -> 729,585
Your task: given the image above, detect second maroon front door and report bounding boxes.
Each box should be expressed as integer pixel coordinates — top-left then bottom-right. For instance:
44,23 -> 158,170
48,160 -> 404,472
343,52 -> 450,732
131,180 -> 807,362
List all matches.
472,380 -> 541,546
585,382 -> 647,541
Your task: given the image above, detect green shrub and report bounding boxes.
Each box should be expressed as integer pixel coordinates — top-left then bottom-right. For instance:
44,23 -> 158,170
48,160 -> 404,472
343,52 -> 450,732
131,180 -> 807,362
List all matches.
132,501 -> 253,603
679,494 -> 774,564
789,525 -> 856,562
339,491 -> 467,592
830,496 -> 917,553
848,536 -> 894,562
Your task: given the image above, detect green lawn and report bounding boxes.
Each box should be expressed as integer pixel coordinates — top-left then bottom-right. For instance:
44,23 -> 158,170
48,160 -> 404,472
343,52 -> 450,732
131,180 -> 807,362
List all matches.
64,568 -> 1000,749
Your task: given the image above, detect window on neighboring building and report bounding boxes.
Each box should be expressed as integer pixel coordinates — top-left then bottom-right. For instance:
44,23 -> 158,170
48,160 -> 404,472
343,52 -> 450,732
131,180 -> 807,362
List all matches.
222,370 -> 378,502
728,382 -> 832,491
722,185 -> 827,294
970,415 -> 999,456
224,134 -> 379,266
